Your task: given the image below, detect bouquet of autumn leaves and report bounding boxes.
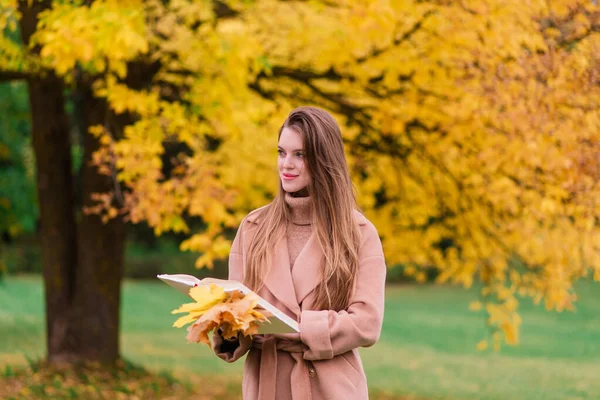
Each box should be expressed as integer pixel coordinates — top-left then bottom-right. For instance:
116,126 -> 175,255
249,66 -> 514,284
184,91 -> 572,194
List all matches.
171,284 -> 272,344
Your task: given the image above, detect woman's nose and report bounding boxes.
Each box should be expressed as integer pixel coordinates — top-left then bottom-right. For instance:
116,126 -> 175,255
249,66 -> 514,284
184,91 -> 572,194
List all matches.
283,155 -> 295,169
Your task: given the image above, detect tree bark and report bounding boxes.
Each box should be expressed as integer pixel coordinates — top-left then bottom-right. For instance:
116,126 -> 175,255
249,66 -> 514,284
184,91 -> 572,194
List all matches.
26,73 -> 81,365
71,86 -> 127,363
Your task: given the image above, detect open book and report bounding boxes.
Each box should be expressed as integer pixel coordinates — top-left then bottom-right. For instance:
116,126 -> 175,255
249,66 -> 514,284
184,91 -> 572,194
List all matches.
157,274 -> 300,334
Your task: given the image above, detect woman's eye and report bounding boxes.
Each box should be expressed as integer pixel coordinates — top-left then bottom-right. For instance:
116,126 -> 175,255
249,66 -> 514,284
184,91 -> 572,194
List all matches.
295,152 -> 304,158
278,149 -> 285,156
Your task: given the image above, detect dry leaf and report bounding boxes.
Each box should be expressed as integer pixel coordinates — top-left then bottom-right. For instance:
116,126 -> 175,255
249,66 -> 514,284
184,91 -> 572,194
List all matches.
172,288 -> 272,345
171,284 -> 228,328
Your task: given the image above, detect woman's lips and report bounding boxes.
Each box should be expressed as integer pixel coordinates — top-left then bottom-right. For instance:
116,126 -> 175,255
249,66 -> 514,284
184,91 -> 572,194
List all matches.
282,173 -> 298,180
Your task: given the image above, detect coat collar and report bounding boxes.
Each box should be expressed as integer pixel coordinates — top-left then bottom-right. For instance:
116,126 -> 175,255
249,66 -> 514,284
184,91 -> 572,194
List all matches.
242,206 -> 368,315
246,206 -> 368,226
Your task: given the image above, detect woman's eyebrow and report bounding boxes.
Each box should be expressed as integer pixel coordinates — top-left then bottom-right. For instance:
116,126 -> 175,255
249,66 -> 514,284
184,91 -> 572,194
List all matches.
277,146 -> 304,152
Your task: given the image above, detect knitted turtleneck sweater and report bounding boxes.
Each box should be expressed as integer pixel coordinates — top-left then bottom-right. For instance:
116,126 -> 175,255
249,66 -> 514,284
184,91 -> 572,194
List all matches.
284,192 -> 313,268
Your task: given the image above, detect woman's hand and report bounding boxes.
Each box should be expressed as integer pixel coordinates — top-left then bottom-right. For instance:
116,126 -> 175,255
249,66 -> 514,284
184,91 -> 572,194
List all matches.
211,329 -> 252,363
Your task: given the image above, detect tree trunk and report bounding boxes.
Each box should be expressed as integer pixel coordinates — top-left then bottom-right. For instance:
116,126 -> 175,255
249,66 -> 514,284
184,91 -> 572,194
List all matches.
18,0 -> 126,365
18,0 -> 79,363
72,87 -> 127,363
26,72 -> 81,365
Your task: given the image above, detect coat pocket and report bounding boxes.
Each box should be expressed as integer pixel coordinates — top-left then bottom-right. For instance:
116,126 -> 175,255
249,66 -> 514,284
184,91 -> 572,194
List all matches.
340,351 -> 362,382
312,352 -> 362,397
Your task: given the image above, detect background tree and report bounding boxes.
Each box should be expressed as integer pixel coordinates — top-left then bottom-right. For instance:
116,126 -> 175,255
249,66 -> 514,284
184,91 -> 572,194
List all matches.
0,0 -> 253,366
1,0 -> 131,364
90,0 -> 599,348
241,0 -> 600,348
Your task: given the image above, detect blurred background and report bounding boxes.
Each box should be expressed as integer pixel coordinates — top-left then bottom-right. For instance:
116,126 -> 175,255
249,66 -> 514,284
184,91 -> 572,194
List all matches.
1,0 -> 599,399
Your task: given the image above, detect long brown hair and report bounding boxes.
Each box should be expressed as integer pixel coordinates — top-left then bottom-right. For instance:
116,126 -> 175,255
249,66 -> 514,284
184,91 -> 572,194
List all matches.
244,106 -> 361,311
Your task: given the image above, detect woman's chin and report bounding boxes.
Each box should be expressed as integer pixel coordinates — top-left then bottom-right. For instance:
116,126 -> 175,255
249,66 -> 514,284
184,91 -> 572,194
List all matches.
283,186 -> 298,193
282,182 -> 305,194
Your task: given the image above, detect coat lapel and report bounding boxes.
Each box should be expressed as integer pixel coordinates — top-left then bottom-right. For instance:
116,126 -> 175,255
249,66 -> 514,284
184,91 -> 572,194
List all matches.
291,232 -> 323,306
240,218 -> 301,317
263,236 -> 301,317
290,210 -> 367,306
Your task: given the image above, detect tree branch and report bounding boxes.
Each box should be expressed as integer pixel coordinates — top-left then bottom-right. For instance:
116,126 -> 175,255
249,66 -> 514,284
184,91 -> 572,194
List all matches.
268,66 -> 345,82
0,70 -> 30,82
356,10 -> 436,64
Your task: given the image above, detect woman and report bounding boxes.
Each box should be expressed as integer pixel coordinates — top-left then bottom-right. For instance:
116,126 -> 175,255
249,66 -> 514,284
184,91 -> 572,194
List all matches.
212,106 -> 386,399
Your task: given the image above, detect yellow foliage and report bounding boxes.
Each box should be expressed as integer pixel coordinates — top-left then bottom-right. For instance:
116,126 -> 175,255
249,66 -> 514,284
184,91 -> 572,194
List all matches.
32,0 -> 148,77
0,0 -> 18,31
3,0 -> 599,348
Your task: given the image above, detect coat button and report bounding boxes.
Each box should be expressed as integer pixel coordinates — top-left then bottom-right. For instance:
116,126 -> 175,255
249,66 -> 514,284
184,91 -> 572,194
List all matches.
308,367 -> 316,378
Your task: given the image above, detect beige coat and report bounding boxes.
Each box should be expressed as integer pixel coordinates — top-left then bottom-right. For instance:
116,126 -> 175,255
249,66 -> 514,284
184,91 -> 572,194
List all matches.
212,207 -> 386,400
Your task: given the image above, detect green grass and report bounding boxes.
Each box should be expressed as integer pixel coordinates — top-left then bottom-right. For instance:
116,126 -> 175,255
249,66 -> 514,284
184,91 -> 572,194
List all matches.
1,276 -> 600,400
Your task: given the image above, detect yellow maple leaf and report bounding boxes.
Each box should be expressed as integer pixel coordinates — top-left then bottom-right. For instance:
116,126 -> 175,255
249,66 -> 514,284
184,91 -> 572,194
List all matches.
171,284 -> 227,328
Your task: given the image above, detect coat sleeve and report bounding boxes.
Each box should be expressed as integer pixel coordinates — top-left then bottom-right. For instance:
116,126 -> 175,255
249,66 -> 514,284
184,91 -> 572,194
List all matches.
212,222 -> 251,363
299,220 -> 386,361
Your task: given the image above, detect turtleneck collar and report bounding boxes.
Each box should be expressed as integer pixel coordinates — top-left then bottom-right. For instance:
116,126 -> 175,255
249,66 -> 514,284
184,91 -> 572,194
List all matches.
284,192 -> 313,226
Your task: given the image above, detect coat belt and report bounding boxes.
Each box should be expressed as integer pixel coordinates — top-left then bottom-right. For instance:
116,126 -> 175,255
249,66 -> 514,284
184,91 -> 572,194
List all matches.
253,335 -> 312,400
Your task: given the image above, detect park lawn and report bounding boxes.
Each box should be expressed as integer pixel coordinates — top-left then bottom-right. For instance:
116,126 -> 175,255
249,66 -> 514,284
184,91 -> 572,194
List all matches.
1,275 -> 599,400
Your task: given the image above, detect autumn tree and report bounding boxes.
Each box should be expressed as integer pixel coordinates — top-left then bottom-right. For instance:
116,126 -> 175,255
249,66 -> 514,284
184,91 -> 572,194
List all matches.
243,0 -> 600,349
0,0 -> 129,364
0,0 -> 256,365
1,0 -> 598,363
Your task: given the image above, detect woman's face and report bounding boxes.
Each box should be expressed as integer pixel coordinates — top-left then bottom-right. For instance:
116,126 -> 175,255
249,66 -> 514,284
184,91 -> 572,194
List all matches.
278,127 -> 310,194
